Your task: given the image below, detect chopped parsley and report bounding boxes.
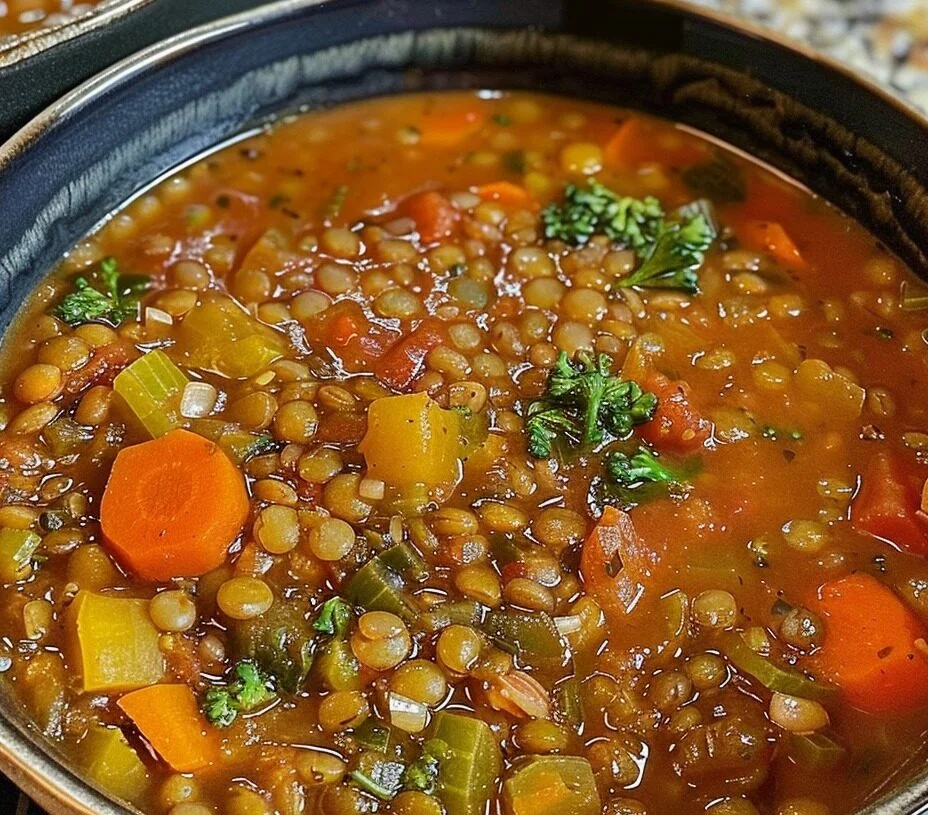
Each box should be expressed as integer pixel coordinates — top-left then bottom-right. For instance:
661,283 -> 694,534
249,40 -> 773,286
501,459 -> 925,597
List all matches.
525,352 -> 657,458
602,446 -> 684,508
55,257 -> 150,326
312,596 -> 352,637
202,660 -> 276,728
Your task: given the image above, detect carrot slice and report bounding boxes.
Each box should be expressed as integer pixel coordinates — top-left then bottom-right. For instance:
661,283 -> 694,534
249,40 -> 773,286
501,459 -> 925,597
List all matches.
100,429 -> 249,581
603,117 -> 707,168
739,221 -> 806,271
636,371 -> 712,453
851,452 -> 928,555
477,181 -> 536,209
417,106 -> 485,147
401,191 -> 459,244
118,684 -> 219,772
809,573 -> 928,713
579,507 -> 655,624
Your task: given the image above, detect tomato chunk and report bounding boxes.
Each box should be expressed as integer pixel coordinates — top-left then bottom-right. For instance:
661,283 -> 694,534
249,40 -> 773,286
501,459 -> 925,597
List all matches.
306,300 -> 399,371
851,452 -> 928,555
401,191 -> 459,244
373,318 -> 448,392
636,372 -> 712,452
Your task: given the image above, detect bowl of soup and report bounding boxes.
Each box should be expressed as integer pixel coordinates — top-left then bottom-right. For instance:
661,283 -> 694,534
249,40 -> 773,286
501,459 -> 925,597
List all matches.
2,1 -> 928,815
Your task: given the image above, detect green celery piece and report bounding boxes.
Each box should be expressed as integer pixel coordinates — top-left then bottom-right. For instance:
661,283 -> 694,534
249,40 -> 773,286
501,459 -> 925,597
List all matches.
721,632 -> 836,702
419,601 -> 483,633
229,601 -> 313,694
787,732 -> 846,770
352,718 -> 393,753
174,296 -> 285,379
113,349 -> 187,437
0,528 -> 41,583
312,638 -> 361,692
345,555 -> 420,623
483,610 -> 569,671
554,677 -> 584,732
379,542 -> 429,583
502,756 -> 600,815
431,711 -> 501,815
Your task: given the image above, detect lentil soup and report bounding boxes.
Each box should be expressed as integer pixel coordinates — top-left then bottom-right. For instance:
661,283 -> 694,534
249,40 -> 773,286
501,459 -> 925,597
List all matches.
1,91 -> 927,815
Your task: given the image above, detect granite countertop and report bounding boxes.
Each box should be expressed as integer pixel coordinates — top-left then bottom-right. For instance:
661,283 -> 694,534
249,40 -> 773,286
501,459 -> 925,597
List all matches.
689,0 -> 928,108
0,0 -> 925,811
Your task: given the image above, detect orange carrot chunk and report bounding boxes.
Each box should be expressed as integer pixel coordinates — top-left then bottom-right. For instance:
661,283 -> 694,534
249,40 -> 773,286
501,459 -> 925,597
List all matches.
373,318 -> 448,392
851,452 -> 928,556
809,573 -> 928,713
118,684 -> 219,772
477,181 -> 537,209
603,117 -> 707,168
579,507 -> 654,624
417,105 -> 485,146
401,191 -> 460,245
739,221 -> 806,271
100,429 -> 249,582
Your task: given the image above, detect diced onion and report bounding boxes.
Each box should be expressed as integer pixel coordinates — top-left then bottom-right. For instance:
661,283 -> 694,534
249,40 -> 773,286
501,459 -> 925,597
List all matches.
388,692 -> 428,733
179,381 -> 219,419
145,306 -> 174,326
359,478 -> 386,501
553,615 -> 582,636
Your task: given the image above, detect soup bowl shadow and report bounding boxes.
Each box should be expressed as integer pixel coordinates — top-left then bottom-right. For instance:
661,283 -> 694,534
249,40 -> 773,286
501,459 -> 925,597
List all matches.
1,0 -> 927,813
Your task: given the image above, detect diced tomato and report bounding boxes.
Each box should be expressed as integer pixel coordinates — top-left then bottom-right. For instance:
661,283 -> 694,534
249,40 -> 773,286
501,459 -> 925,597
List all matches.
373,318 -> 448,392
306,300 -> 399,371
65,341 -> 139,395
636,371 -> 712,453
603,117 -> 708,169
401,191 -> 459,244
809,573 -> 928,713
738,220 -> 806,271
579,507 -> 655,624
851,452 -> 928,555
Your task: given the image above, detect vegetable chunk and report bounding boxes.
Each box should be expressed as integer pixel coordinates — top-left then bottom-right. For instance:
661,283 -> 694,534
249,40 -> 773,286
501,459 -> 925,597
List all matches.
809,573 -> 928,713
430,711 -> 501,815
66,591 -> 164,693
80,725 -> 150,802
359,392 -> 462,489
502,755 -> 601,815
118,684 -> 219,772
851,452 -> 928,555
100,429 -> 249,581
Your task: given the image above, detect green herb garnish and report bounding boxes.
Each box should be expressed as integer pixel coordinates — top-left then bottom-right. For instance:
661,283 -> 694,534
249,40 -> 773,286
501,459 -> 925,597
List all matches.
619,201 -> 716,293
312,596 -> 352,637
602,446 -> 684,507
542,180 -> 664,249
402,739 -> 450,795
202,660 -> 276,727
55,257 -> 150,326
525,352 -> 657,458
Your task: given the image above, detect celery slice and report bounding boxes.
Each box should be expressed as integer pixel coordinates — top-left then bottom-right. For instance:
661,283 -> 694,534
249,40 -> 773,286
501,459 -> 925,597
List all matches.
173,295 -> 285,378
113,349 -> 187,437
502,756 -> 600,815
431,711 -> 501,815
0,528 -> 41,583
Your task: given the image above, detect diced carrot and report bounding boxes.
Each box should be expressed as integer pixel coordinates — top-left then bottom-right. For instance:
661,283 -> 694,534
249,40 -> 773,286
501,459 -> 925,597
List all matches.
636,371 -> 712,453
477,181 -> 536,209
400,191 -> 459,244
118,684 -> 220,772
603,117 -> 707,168
579,507 -> 655,624
739,221 -> 806,271
305,300 -> 399,372
100,429 -> 249,581
417,106 -> 485,147
851,452 -> 928,555
808,573 -> 928,713
373,318 -> 448,392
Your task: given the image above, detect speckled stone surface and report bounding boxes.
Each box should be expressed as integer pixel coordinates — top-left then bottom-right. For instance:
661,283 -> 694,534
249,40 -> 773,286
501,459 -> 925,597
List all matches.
688,0 -> 928,108
0,1 -> 925,812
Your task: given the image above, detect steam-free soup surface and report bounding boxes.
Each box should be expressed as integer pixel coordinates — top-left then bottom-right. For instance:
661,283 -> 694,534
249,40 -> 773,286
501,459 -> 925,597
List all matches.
2,91 -> 928,815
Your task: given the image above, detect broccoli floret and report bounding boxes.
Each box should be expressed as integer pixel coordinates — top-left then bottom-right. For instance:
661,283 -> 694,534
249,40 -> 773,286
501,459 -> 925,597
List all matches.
525,352 -> 657,459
